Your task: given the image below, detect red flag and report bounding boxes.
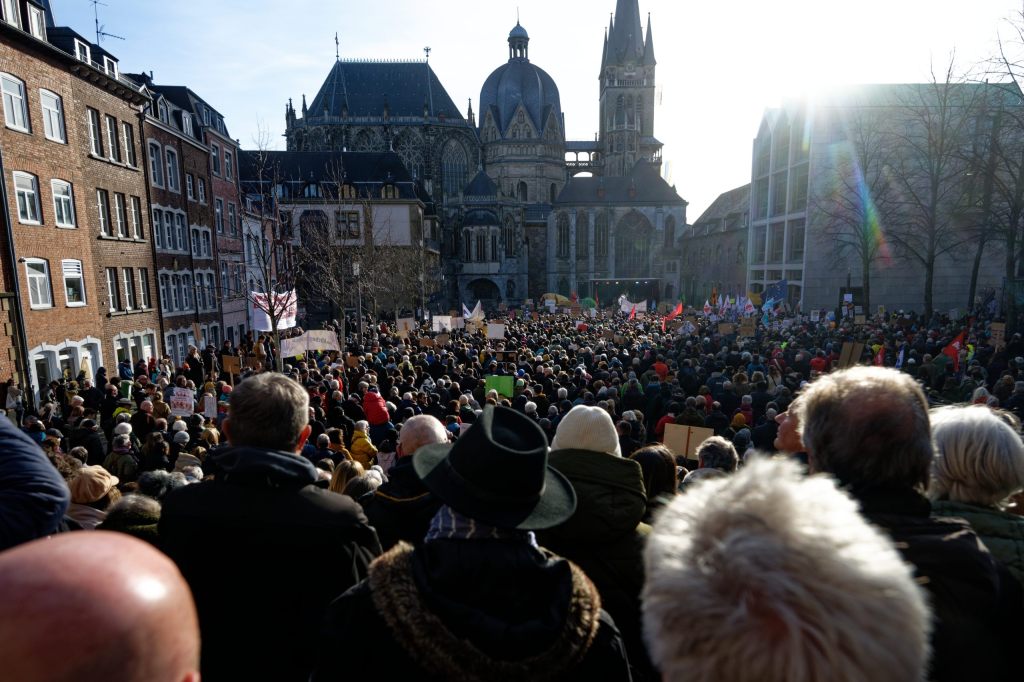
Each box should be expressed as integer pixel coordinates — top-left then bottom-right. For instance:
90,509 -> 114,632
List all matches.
665,301 -> 683,321
943,331 -> 965,372
874,347 -> 885,366
629,305 -> 637,320
661,318 -> 666,333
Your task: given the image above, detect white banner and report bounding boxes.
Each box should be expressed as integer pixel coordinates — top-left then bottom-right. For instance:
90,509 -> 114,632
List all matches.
432,315 -> 453,332
250,291 -> 298,331
169,387 -> 195,418
486,323 -> 506,339
281,330 -> 342,356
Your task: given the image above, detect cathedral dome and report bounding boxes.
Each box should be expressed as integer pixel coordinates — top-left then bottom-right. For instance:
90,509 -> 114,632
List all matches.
479,23 -> 562,137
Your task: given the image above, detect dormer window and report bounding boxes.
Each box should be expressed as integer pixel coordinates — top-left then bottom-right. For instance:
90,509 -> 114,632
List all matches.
102,56 -> 118,79
27,4 -> 45,39
182,113 -> 193,136
158,100 -> 169,124
382,185 -> 398,199
1,0 -> 20,29
74,39 -> 91,64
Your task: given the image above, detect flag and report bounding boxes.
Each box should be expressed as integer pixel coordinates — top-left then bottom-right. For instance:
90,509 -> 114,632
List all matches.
665,301 -> 683,321
661,318 -> 666,333
743,297 -> 756,315
942,331 -> 965,372
462,303 -> 472,318
703,300 -> 711,315
763,279 -> 788,303
874,347 -> 885,366
895,347 -> 906,369
629,304 -> 637,320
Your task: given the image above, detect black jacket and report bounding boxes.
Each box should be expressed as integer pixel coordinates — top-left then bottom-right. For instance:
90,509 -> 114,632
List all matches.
0,415 -> 70,551
69,426 -> 107,466
361,456 -> 441,551
313,539 -> 632,681
856,486 -> 1023,682
159,445 -> 382,682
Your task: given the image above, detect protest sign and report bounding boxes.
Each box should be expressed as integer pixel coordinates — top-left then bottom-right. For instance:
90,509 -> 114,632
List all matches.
418,337 -> 435,348
169,387 -> 195,418
663,424 -> 715,460
436,333 -> 450,347
346,354 -> 360,368
810,310 -> 821,322
718,323 -> 735,336
452,317 -> 465,329
990,322 -> 1006,348
486,323 -> 506,339
838,341 -> 866,369
203,395 -> 217,419
221,355 -> 241,375
739,318 -> 756,337
432,316 -> 453,333
396,318 -> 416,335
485,375 -> 515,398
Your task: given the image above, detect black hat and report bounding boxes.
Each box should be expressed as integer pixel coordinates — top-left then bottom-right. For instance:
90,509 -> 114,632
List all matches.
413,405 -> 576,530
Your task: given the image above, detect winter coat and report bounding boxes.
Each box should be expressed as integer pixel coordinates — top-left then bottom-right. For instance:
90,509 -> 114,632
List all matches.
537,448 -> 654,681
102,449 -> 139,483
856,486 -> 1023,682
361,456 -> 441,551
159,445 -> 381,682
0,415 -> 70,551
313,539 -> 631,682
349,430 -> 377,468
69,426 -> 107,466
362,391 -> 390,425
932,499 -> 1024,586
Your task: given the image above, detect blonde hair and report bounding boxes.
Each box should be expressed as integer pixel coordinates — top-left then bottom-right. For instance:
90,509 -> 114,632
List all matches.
930,405 -> 1024,508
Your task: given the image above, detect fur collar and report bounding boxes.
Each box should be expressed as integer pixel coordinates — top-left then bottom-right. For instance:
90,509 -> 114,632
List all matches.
369,542 -> 602,681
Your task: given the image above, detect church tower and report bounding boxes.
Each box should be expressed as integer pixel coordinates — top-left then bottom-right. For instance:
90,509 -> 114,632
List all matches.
598,0 -> 660,177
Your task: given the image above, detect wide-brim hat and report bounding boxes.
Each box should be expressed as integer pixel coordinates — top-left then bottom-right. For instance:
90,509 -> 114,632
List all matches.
413,405 -> 576,530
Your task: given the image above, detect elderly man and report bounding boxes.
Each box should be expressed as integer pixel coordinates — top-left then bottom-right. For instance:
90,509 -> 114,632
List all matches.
0,532 -> 200,682
160,373 -> 381,681
794,366 -> 1023,681
362,414 -> 450,550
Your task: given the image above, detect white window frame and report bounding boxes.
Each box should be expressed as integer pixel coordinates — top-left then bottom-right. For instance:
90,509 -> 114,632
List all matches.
39,90 -> 65,143
215,198 -> 224,233
175,213 -> 187,251
88,108 -> 103,156
1,73 -> 29,132
130,196 -> 143,239
105,268 -> 119,311
27,4 -> 45,39
74,39 -> 91,64
25,259 -> 53,309
105,115 -> 121,162
152,209 -> 163,249
121,267 -> 135,310
224,150 -> 233,180
113,192 -> 128,237
197,178 -> 206,203
96,189 -> 110,235
122,122 -> 136,166
13,172 -> 41,225
157,100 -> 168,124
102,56 -> 118,79
62,259 -> 87,307
2,0 -> 21,29
211,143 -> 221,175
138,268 -> 151,308
182,113 -> 193,136
148,141 -> 163,186
186,174 -> 194,200
159,273 -> 171,312
228,202 -> 237,235
51,179 -> 76,228
165,147 -> 180,192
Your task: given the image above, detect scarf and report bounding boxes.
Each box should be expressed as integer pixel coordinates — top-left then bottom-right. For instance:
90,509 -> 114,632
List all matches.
425,505 -> 537,547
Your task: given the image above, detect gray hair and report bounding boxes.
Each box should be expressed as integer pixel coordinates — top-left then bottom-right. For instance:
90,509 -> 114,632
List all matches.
696,435 -> 738,473
930,405 -> 1024,507
644,458 -> 930,681
227,373 -> 309,451
794,367 -> 932,490
398,414 -> 448,456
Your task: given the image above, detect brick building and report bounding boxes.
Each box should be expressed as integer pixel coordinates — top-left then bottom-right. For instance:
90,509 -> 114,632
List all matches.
130,74 -> 221,367
0,0 -> 159,402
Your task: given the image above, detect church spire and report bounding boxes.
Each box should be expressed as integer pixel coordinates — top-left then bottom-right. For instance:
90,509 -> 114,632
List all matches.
643,12 -> 656,66
608,0 -> 644,64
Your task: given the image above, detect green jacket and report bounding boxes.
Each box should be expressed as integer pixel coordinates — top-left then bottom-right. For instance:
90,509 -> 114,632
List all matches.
932,499 -> 1024,586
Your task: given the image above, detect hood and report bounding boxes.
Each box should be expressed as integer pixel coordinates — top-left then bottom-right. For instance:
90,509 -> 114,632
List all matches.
212,445 -> 318,488
369,541 -> 600,680
543,449 -> 647,543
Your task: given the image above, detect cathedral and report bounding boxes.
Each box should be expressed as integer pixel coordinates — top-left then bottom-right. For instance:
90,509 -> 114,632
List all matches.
283,0 -> 686,309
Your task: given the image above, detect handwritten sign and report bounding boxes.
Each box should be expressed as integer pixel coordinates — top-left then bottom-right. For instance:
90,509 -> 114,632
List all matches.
169,387 -> 195,418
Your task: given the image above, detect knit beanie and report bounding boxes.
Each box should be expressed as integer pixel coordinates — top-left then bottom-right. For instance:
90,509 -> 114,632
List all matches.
551,405 -> 622,457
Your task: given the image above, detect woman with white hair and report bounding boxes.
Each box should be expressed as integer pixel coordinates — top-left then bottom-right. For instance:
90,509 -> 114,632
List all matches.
930,405 -> 1024,584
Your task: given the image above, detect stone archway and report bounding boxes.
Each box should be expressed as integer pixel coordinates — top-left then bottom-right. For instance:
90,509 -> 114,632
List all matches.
468,278 -> 500,302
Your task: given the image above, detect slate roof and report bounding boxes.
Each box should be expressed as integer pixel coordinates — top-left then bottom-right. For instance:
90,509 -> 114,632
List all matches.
239,150 -> 421,200
463,170 -> 498,198
693,184 -> 750,225
605,0 -> 646,66
479,57 -> 561,134
555,160 -> 686,206
306,60 -> 463,120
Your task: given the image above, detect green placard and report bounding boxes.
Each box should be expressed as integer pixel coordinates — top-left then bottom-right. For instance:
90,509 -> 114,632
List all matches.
485,375 -> 515,398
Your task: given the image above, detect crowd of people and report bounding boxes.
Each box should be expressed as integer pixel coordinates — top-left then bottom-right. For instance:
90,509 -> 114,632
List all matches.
0,303 -> 1023,681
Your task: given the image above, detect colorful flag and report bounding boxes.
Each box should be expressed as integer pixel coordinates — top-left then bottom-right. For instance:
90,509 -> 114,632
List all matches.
629,305 -> 637,320
874,347 -> 886,366
665,301 -> 683,320
942,331 -> 965,372
703,300 -> 712,315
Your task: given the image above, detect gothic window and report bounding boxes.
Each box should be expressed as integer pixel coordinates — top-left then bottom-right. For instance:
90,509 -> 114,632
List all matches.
556,213 -> 570,258
614,212 -> 653,276
737,242 -> 746,264
464,231 -> 472,261
626,95 -> 635,127
503,218 -> 515,257
576,219 -> 588,257
441,140 -> 469,200
352,129 -> 375,152
636,98 -> 644,134
615,95 -> 625,127
550,183 -> 557,203
595,213 -> 609,259
491,232 -> 498,262
663,215 -> 676,247
476,232 -> 486,262
518,181 -> 528,202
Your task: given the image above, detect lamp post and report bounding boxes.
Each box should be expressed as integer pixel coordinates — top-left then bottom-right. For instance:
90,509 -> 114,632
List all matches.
352,261 -> 362,345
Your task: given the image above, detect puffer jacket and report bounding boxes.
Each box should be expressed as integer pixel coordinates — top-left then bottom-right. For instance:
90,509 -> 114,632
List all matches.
537,448 -> 654,681
932,499 -> 1024,586
362,390 -> 390,425
349,430 -> 377,468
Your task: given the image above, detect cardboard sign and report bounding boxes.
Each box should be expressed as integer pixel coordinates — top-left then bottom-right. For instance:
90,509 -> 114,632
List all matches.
613,334 -> 627,345
990,322 -> 1006,348
739,318 -> 756,337
838,342 -> 866,369
418,337 -> 435,348
169,387 -> 195,418
485,374 -> 515,398
718,323 -> 735,336
221,355 -> 241,375
854,314 -> 866,326
436,333 -> 450,347
346,355 -> 361,368
495,351 -> 518,364
452,317 -> 465,330
810,310 -> 821,322
432,316 -> 453,333
570,305 -> 581,316
203,395 -> 217,419
602,329 -> 615,339
396,318 -> 416,335
663,424 -> 715,459
487,323 -> 506,339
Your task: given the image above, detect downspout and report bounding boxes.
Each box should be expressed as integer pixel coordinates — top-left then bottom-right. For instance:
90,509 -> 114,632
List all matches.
138,109 -> 167,360
0,147 -> 35,411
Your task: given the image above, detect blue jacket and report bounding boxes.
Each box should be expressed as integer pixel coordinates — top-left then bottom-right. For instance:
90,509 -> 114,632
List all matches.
0,414 -> 69,551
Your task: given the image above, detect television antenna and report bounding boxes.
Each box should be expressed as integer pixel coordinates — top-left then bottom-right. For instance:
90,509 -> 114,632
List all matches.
91,0 -> 125,45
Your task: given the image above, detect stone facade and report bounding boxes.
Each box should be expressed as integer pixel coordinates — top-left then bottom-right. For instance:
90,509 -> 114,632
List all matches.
681,184 -> 749,305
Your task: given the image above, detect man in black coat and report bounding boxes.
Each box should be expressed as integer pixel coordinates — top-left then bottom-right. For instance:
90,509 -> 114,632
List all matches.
160,373 -> 381,682
750,407 -> 779,451
362,414 -> 448,550
795,367 -> 1024,682
68,418 -> 107,466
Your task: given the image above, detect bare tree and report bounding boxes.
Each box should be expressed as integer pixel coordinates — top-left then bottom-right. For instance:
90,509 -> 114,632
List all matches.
814,107 -> 899,311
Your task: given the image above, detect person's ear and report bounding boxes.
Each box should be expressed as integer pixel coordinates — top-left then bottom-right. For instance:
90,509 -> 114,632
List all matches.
294,424 -> 313,453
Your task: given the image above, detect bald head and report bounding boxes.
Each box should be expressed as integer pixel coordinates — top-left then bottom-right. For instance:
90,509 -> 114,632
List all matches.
397,415 -> 449,458
0,532 -> 200,682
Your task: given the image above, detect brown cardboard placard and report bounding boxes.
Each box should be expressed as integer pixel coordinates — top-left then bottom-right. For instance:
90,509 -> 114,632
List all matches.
346,355 -> 360,368
718,323 -> 735,336
221,355 -> 241,375
663,424 -> 716,459
418,337 -> 435,348
990,322 -> 1006,348
739,318 -> 756,337
436,333 -> 450,347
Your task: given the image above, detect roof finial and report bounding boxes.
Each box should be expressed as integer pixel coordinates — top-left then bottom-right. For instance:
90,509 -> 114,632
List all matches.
517,7 -> 520,24
335,32 -> 340,60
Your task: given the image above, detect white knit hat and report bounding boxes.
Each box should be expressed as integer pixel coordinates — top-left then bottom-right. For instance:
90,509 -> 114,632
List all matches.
551,405 -> 622,457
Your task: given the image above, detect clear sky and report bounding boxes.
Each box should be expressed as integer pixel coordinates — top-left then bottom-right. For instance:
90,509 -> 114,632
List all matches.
52,0 -> 1024,218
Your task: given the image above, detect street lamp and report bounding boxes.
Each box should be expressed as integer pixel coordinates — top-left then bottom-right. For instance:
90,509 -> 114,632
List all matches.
352,261 -> 362,345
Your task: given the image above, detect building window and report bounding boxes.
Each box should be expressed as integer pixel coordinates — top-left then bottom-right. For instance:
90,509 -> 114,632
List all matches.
39,90 -> 65,142
130,196 -> 143,239
463,232 -> 472,261
197,178 -> 206,203
51,180 -> 76,228
165,148 -> 180,191
215,198 -> 224,233
182,114 -> 193,137
228,203 -> 237,235
88,109 -> 103,156
556,214 -> 570,258
148,142 -> 163,186
769,222 -> 785,262
788,219 -> 806,261
1,0 -> 21,28
1,73 -> 29,132
202,231 -> 212,258
25,259 -> 52,309
476,233 -> 486,262
103,115 -> 121,162
186,174 -> 194,200
96,189 -> 110,235
62,260 -> 86,306
153,209 -> 163,248
102,56 -> 118,79
595,213 -> 608,259
121,267 -> 135,310
221,261 -> 229,296
517,182 -> 528,202
181,274 -> 193,310
206,273 -> 216,309
114,193 -> 128,237
74,39 -> 91,63
138,269 -> 151,308
175,214 -> 186,251
211,143 -> 221,175
122,122 -> 136,166
106,268 -> 119,311
159,273 -> 171,312
225,150 -> 233,180
663,215 -> 676,247
14,172 -> 41,224
503,221 -> 514,257
789,163 -> 808,212
157,100 -> 168,124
